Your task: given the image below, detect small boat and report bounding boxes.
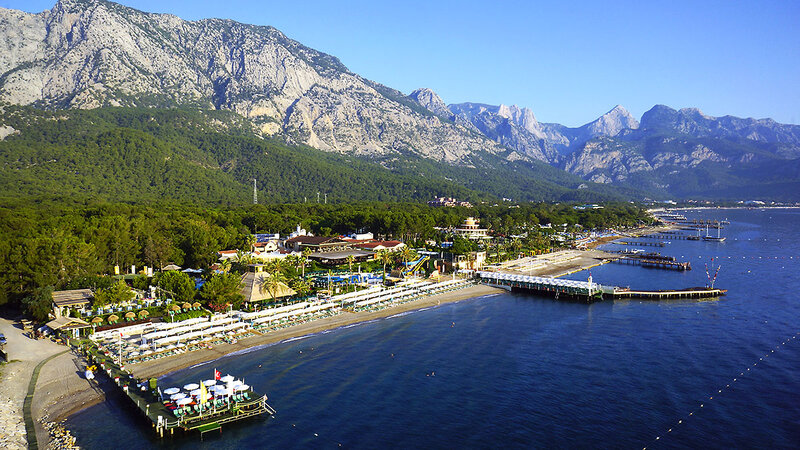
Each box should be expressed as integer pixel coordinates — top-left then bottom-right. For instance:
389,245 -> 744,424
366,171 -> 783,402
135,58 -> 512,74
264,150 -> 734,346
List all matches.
703,224 -> 726,242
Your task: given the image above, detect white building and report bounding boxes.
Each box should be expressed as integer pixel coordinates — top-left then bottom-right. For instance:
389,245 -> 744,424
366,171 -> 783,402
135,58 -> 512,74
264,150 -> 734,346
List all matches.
454,217 -> 490,240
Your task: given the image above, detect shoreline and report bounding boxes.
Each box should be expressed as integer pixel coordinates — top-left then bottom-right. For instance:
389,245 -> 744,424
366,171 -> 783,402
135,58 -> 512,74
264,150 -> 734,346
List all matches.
51,284 -> 502,424
34,224 -> 677,435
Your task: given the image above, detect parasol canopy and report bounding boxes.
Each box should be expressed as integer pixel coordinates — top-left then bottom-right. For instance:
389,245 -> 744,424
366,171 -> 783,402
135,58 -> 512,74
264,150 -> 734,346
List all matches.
183,383 -> 200,391
163,387 -> 180,395
176,398 -> 192,406
170,393 -> 187,400
203,379 -> 217,386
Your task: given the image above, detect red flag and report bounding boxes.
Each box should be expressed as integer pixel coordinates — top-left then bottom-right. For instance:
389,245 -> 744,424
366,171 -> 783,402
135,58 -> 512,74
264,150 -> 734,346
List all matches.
214,368 -> 221,380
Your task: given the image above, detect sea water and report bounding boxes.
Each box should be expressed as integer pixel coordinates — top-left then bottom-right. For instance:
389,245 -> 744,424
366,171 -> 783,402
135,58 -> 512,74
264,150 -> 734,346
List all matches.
67,209 -> 800,448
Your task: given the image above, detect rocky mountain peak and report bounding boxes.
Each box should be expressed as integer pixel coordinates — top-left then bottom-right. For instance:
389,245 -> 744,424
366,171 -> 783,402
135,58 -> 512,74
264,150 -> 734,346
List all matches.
408,88 -> 452,118
496,104 -> 540,135
583,105 -> 639,136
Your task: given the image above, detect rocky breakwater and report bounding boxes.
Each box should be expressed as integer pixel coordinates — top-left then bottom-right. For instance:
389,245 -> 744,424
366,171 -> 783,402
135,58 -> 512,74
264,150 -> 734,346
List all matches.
40,413 -> 80,450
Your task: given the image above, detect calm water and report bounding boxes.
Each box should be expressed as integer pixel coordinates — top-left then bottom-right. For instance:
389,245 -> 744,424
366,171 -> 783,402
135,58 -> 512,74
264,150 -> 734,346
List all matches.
68,209 -> 800,449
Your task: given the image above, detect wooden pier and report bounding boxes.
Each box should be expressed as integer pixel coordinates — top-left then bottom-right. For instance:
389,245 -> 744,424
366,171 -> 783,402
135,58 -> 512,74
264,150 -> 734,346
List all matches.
609,287 -> 725,300
477,271 -> 604,303
615,240 -> 666,247
639,234 -> 698,241
477,272 -> 724,302
84,343 -> 275,439
614,256 -> 691,271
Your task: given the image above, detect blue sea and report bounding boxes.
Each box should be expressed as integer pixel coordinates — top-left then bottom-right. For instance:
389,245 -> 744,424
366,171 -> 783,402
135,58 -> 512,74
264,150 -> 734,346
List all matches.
67,209 -> 800,448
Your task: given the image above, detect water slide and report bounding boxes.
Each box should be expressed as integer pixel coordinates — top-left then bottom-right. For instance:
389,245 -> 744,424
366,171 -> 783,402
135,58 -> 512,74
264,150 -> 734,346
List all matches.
401,255 -> 429,277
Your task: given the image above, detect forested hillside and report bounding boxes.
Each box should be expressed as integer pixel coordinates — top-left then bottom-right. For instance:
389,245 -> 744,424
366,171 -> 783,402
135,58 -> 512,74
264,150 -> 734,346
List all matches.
0,106 -> 632,203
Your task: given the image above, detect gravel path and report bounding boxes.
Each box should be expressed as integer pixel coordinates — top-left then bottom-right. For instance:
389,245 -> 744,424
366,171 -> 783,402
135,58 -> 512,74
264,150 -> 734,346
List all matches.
0,319 -> 66,449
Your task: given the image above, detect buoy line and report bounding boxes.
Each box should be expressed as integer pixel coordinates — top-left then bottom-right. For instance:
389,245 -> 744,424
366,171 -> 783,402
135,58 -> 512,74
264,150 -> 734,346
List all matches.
642,332 -> 799,449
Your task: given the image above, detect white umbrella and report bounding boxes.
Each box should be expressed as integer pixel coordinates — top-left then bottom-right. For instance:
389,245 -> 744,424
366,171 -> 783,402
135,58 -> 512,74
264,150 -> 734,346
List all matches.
183,383 -> 200,391
170,393 -> 187,400
163,387 -> 180,395
190,389 -> 202,397
176,397 -> 192,406
234,384 -> 250,391
220,375 -> 235,383
203,379 -> 217,386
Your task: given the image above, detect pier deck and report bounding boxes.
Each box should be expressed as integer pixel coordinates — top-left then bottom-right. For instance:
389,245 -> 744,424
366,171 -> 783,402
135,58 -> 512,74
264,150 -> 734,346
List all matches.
477,272 -> 723,301
84,343 -> 275,438
615,240 -> 666,247
477,271 -> 604,303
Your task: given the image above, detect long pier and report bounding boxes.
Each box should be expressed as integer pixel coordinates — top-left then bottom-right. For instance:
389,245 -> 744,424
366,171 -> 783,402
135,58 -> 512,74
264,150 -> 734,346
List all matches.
477,271 -> 604,303
477,272 -> 723,301
614,256 -> 691,271
639,234 -> 699,241
610,287 -> 726,300
615,240 -> 666,247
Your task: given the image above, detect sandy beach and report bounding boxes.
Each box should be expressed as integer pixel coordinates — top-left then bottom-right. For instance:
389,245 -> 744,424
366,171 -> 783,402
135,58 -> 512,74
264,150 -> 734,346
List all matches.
128,284 -> 501,379
1,283 -> 501,449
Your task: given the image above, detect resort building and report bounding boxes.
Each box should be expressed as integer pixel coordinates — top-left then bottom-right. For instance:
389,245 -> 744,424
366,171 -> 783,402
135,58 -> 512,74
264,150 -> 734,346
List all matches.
240,264 -> 297,304
45,316 -> 91,339
308,249 -> 375,266
52,288 -> 94,318
283,236 -> 352,253
354,240 -> 406,252
454,251 -> 487,270
454,217 -> 490,240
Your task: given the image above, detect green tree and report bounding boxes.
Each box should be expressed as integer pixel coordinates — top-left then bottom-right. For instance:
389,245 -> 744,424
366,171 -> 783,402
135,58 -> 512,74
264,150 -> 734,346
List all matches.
22,286 -> 53,322
301,248 -> 312,278
153,270 -> 196,303
94,280 -> 135,307
379,250 -> 393,281
200,272 -> 244,312
258,264 -> 288,303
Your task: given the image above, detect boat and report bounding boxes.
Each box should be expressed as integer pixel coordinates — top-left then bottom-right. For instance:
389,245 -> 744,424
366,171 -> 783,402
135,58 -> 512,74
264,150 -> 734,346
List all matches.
687,229 -> 701,240
703,224 -> 726,242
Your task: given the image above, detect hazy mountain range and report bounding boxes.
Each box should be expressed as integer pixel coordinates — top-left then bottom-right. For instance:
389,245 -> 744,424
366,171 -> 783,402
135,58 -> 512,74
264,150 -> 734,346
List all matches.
1,0 -> 799,200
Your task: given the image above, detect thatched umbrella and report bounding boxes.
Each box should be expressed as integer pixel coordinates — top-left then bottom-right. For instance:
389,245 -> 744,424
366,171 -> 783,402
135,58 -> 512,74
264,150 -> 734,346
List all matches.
138,310 -> 149,318
181,302 -> 192,310
108,314 -> 119,324
192,302 -> 201,310
124,311 -> 136,321
170,304 -> 181,312
92,316 -> 104,324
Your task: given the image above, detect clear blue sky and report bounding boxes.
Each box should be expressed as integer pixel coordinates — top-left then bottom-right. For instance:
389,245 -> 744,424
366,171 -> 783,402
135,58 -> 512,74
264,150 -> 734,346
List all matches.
3,0 -> 799,126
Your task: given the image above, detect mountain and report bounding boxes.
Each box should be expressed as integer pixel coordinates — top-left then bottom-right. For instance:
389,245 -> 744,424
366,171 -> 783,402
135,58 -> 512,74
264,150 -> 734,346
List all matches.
447,102 -> 559,162
0,0 -> 507,164
407,88 -> 453,120
562,105 -> 800,199
445,102 -> 640,161
0,105 -> 635,203
1,1 -> 797,201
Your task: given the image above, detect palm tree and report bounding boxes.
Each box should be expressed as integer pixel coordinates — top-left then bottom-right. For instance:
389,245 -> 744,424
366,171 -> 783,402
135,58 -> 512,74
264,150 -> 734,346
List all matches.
259,263 -> 288,304
379,250 -> 392,282
301,248 -> 312,278
218,258 -> 232,273
346,254 -> 355,273
399,246 -> 417,270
